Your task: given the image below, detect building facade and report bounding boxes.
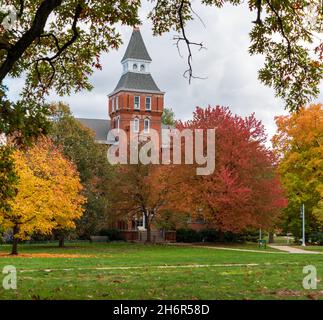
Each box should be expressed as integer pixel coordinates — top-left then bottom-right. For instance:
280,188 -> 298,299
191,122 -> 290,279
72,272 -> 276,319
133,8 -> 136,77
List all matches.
78,27 -> 176,242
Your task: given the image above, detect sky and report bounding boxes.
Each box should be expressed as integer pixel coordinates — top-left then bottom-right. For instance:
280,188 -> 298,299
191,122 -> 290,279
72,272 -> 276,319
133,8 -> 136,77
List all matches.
5,1 -> 323,144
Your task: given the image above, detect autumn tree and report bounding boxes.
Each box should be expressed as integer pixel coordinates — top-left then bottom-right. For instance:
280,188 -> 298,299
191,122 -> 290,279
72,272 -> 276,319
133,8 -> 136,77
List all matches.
174,106 -> 287,234
108,163 -> 173,243
0,137 -> 85,254
0,145 -> 17,213
0,1 -> 321,225
50,102 -> 112,238
272,103 -> 323,238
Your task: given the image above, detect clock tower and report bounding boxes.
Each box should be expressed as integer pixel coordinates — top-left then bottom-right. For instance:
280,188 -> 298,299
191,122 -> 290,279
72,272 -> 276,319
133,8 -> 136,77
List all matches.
108,27 -> 165,140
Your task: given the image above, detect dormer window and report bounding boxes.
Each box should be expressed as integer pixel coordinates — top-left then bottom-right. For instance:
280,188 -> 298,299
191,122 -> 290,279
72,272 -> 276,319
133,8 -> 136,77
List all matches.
133,63 -> 138,71
140,64 -> 145,72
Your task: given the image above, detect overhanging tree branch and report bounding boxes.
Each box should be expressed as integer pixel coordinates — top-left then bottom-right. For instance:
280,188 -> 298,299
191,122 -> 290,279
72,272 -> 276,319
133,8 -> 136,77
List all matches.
29,3 -> 82,88
264,0 -> 292,62
0,0 -> 63,83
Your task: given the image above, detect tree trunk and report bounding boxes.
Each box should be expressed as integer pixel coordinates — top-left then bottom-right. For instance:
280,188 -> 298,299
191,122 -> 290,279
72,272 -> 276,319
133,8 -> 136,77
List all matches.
11,225 -> 19,255
268,232 -> 274,244
146,224 -> 151,243
218,230 -> 225,243
58,235 -> 65,248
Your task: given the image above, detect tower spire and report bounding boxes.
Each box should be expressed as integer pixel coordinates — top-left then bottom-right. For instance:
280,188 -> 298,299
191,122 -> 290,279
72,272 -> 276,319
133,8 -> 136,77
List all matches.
121,27 -> 152,63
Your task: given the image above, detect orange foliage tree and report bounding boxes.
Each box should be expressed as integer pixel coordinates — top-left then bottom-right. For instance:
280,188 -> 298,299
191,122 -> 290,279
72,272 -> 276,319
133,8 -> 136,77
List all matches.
107,162 -> 175,243
0,137 -> 85,254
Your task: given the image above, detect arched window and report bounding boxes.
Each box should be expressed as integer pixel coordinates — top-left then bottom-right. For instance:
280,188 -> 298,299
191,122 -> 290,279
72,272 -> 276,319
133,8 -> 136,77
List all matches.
144,118 -> 150,133
133,63 -> 138,71
133,118 -> 139,133
140,64 -> 145,72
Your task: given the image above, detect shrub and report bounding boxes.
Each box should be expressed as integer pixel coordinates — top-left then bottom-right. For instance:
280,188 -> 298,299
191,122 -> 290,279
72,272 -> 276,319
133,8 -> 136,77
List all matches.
176,228 -> 201,243
308,232 -> 323,245
199,229 -> 219,242
99,229 -> 122,241
175,228 -> 263,243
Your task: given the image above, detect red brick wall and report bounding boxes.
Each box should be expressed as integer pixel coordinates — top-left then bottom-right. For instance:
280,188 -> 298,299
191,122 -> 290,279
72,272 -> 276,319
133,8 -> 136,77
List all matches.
109,91 -> 164,113
108,91 -> 164,138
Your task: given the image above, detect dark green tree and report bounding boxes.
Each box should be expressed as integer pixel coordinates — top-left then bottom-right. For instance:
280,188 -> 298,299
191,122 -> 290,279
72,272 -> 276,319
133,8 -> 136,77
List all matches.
50,102 -> 112,239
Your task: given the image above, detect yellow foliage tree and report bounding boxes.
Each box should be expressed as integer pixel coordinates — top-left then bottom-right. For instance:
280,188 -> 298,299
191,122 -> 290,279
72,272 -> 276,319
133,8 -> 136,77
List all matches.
0,137 -> 85,255
272,104 -> 323,237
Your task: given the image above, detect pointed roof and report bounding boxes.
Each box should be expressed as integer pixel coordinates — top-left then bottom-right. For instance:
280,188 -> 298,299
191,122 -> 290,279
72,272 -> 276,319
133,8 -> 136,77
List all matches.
121,27 -> 152,62
113,72 -> 162,94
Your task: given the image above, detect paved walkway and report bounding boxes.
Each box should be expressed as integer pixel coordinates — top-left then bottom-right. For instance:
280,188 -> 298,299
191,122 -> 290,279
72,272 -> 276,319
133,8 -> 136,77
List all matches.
268,245 -> 321,254
168,243 -> 286,254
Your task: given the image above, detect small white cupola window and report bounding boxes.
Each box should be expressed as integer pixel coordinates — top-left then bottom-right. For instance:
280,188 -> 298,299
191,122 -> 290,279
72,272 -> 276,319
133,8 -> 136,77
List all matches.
140,64 -> 145,72
133,63 -> 138,71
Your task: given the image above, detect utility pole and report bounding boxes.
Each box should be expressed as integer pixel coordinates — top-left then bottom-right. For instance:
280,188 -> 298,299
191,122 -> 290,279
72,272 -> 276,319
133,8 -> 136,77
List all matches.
301,203 -> 306,247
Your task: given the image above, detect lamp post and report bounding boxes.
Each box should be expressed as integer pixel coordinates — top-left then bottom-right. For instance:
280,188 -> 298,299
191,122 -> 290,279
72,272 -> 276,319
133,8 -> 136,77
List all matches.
301,203 -> 306,247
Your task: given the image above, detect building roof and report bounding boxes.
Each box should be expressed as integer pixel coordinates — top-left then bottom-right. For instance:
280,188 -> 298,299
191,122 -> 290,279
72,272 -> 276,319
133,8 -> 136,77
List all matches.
77,118 -> 111,144
121,28 -> 152,62
112,72 -> 162,94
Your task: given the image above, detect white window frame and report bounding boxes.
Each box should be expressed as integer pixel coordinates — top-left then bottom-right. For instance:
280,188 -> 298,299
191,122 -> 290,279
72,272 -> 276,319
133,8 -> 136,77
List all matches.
112,98 -> 115,112
144,118 -> 150,133
134,96 -> 140,110
145,96 -> 151,111
133,118 -> 139,133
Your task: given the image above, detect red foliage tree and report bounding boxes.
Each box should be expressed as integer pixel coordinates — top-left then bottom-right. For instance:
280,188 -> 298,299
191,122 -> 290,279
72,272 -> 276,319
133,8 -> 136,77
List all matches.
176,106 -> 287,233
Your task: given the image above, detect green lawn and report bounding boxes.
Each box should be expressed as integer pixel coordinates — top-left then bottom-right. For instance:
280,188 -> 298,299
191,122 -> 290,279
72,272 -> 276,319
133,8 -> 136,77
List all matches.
0,242 -> 322,300
293,246 -> 323,252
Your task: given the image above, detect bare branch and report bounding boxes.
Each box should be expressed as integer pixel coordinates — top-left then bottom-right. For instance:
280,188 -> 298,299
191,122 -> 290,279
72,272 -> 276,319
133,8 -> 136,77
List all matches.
175,0 -> 207,83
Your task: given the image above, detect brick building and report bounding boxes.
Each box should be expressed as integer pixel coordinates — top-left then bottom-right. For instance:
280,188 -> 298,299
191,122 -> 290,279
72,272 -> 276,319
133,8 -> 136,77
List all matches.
78,27 -> 210,242
108,26 -> 165,140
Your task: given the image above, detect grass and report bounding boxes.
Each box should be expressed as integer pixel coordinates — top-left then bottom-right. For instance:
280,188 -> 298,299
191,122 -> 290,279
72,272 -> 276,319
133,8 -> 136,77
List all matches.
292,246 -> 323,252
0,242 -> 322,300
192,242 -> 281,252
